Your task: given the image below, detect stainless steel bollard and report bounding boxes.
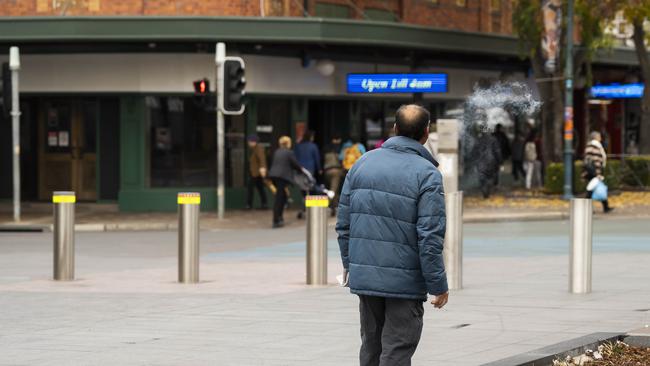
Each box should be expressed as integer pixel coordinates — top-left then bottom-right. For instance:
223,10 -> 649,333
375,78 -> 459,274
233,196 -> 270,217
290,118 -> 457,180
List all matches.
569,198 -> 593,294
443,191 -> 463,290
178,192 -> 200,284
306,195 -> 328,285
53,191 -> 75,281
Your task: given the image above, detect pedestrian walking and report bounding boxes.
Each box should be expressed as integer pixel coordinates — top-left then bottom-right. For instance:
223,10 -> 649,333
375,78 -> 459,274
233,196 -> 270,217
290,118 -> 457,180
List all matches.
246,135 -> 268,210
583,131 -> 614,213
337,104 -> 448,366
470,130 -> 502,198
268,136 -> 303,228
294,130 -> 322,219
511,132 -> 526,183
524,136 -> 540,190
294,130 -> 321,176
493,123 -> 511,162
323,135 -> 344,217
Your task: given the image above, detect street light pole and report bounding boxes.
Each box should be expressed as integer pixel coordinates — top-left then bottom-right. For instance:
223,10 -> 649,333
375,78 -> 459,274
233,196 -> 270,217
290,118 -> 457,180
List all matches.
562,0 -> 575,200
10,47 -> 21,222
215,43 -> 226,219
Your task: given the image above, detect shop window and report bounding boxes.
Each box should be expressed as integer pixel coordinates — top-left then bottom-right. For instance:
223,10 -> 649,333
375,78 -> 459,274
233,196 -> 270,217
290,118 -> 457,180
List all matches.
365,8 -> 398,21
265,0 -> 286,16
315,3 -> 351,18
147,96 -> 243,189
492,15 -> 501,32
455,0 -> 467,7
490,0 -> 501,12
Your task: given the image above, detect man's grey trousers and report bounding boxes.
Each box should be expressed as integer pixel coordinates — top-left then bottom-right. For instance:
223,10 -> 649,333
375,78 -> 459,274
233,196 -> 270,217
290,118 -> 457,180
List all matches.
359,295 -> 424,366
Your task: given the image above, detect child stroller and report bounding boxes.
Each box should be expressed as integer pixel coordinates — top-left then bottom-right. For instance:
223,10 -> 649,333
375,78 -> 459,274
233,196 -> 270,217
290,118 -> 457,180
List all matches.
293,168 -> 335,219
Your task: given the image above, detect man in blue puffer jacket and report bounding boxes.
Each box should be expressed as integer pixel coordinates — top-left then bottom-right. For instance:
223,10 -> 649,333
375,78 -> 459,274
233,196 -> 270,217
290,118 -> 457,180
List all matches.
336,104 -> 448,366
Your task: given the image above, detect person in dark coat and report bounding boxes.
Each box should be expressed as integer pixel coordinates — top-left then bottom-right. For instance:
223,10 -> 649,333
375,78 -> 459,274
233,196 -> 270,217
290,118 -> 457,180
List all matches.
246,135 -> 268,209
294,130 -> 322,219
470,130 -> 502,199
493,123 -> 511,161
294,130 -> 321,176
268,136 -> 303,228
336,104 -> 448,366
511,132 -> 526,182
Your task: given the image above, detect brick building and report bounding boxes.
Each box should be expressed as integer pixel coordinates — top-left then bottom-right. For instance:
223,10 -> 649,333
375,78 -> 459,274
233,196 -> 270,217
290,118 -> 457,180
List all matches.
0,1 -> 638,211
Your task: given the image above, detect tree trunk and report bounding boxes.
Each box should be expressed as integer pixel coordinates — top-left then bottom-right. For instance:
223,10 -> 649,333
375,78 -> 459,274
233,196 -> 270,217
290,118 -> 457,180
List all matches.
632,19 -> 650,154
531,50 -> 563,163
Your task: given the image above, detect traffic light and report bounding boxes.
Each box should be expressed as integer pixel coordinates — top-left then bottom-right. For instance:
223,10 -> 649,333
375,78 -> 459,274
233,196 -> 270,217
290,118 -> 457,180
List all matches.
192,78 -> 211,109
193,78 -> 209,95
221,57 -> 246,115
1,62 -> 11,118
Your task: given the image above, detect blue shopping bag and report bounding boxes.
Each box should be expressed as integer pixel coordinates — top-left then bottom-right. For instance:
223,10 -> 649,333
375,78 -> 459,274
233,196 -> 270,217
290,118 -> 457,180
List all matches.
591,180 -> 608,202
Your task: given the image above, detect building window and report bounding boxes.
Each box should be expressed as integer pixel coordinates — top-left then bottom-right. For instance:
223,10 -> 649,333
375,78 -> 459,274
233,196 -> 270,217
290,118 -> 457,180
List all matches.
429,0 -> 439,4
490,0 -> 501,12
147,96 -> 245,188
364,8 -> 398,22
315,3 -> 351,18
456,0 -> 467,7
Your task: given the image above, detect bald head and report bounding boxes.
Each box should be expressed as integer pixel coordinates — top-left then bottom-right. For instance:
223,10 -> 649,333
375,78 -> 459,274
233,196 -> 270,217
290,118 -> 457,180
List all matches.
394,104 -> 430,143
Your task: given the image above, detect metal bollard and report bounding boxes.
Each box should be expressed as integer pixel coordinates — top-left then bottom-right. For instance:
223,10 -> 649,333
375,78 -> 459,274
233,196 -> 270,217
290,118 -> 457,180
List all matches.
569,198 -> 593,294
178,192 -> 200,284
443,191 -> 463,290
53,191 -> 75,281
306,195 -> 328,285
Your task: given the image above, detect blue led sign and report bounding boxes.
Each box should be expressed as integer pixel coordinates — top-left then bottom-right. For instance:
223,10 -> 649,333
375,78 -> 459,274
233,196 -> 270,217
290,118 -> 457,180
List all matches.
590,83 -> 644,99
347,73 -> 448,94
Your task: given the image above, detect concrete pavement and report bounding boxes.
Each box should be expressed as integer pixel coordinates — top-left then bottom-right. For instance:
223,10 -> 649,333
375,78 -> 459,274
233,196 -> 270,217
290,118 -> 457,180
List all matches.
0,219 -> 649,365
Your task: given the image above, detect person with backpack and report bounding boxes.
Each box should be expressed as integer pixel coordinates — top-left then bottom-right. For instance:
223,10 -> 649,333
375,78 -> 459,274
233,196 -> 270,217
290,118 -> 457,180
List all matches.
583,131 -> 614,213
340,137 -> 366,172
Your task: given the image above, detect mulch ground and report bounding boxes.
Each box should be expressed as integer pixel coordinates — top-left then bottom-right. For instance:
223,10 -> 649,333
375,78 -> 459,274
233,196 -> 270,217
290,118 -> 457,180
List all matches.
586,342 -> 650,366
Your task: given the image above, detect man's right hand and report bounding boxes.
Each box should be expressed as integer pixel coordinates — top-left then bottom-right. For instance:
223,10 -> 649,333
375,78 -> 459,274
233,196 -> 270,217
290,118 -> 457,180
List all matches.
431,292 -> 449,309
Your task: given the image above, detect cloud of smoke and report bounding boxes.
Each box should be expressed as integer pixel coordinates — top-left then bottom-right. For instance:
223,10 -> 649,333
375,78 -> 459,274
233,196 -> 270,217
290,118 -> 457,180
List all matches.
459,81 -> 542,190
462,81 -> 542,135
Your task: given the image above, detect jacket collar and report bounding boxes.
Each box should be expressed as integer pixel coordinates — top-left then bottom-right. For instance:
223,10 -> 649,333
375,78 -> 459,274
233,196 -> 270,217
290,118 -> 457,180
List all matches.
382,136 -> 439,167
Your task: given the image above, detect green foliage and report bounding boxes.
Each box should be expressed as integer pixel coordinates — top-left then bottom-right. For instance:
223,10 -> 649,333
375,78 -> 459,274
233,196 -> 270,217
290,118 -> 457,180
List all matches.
512,0 -> 543,58
544,158 -> 650,194
512,0 -> 617,70
621,157 -> 650,186
617,0 -> 650,24
544,162 -> 587,194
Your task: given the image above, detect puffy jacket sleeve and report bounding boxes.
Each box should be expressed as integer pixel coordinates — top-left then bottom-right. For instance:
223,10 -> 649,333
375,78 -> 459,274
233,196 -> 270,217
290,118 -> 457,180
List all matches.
416,169 -> 448,296
335,174 -> 352,270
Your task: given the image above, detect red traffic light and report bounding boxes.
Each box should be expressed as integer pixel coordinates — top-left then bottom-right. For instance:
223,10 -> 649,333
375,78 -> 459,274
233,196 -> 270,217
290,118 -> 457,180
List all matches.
193,78 -> 210,94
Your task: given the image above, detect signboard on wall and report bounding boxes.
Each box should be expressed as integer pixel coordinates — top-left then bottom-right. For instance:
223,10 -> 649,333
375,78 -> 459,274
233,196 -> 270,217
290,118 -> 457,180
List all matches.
347,73 -> 448,94
591,83 -> 644,99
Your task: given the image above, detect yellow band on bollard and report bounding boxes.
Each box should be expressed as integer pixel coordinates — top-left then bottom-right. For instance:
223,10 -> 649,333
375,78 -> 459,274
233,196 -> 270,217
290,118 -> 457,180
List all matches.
305,195 -> 329,207
177,193 -> 201,205
52,195 -> 76,203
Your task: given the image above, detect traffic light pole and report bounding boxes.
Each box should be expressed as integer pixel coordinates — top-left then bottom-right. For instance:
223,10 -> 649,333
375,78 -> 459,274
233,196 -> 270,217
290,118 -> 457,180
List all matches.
10,47 -> 21,222
215,43 -> 226,220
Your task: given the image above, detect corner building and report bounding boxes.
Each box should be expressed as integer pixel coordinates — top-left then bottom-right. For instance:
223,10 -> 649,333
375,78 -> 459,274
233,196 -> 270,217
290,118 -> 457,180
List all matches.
0,1 -> 637,210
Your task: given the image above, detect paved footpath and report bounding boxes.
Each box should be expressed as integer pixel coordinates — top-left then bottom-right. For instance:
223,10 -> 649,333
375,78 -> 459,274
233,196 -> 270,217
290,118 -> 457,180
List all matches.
0,218 -> 649,365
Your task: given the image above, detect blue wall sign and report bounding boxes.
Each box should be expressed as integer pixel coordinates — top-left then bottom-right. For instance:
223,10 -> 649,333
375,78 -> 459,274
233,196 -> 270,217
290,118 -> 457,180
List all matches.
347,73 -> 448,94
590,83 -> 644,99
